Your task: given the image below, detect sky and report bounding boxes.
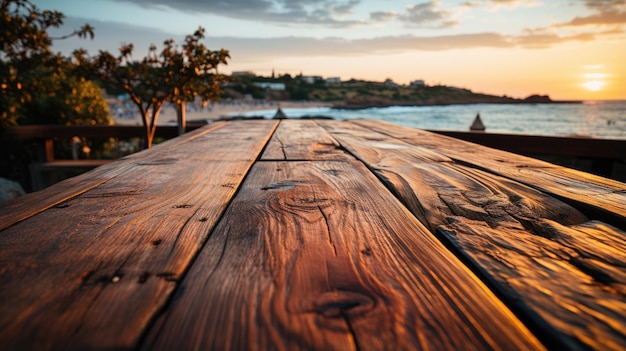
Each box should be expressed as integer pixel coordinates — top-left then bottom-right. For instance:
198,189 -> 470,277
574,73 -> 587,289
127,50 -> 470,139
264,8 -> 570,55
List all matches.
34,0 -> 626,101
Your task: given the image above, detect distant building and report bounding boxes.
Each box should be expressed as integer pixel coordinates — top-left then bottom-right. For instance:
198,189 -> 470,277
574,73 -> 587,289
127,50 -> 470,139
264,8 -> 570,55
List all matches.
384,79 -> 400,87
301,75 -> 323,84
326,77 -> 341,84
232,71 -> 256,77
254,82 -> 286,91
410,79 -> 425,87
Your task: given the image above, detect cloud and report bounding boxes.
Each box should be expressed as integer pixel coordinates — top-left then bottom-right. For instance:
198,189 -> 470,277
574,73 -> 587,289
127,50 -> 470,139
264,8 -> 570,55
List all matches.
512,0 -> 625,43
487,0 -> 519,4
398,0 -> 458,28
217,30 -> 600,61
487,0 -> 525,5
484,0 -> 541,9
583,0 -> 626,12
459,1 -> 482,8
564,11 -> 626,27
332,0 -> 360,15
559,0 -> 626,27
512,31 -> 597,49
194,33 -> 514,63
48,16 -> 174,57
112,0 -> 366,27
50,17 -> 497,58
49,13 -> 606,67
370,11 -> 397,22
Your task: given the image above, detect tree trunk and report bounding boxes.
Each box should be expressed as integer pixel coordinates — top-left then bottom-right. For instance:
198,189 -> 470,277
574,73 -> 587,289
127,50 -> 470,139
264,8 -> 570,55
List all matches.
137,106 -> 152,149
144,107 -> 161,149
176,101 -> 186,136
143,124 -> 153,149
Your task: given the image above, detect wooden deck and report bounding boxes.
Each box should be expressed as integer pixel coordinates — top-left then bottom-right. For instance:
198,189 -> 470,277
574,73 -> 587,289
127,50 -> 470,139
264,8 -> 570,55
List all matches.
0,119 -> 624,350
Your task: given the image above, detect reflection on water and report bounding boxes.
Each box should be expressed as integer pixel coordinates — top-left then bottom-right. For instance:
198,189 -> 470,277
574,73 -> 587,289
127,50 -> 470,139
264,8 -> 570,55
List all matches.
584,102 -> 598,124
244,100 -> 626,140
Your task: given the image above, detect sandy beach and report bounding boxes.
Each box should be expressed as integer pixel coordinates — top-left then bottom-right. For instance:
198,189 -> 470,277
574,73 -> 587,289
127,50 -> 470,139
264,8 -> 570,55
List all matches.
111,100 -> 332,126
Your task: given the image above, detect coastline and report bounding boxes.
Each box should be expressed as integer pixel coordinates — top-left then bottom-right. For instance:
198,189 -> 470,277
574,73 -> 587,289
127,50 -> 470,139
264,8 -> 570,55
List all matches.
331,96 -> 583,110
111,100 -> 333,126
110,97 -> 593,126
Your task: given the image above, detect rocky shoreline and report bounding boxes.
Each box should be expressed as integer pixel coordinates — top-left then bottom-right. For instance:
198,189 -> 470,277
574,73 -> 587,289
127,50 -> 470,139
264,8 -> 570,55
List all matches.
331,94 -> 582,110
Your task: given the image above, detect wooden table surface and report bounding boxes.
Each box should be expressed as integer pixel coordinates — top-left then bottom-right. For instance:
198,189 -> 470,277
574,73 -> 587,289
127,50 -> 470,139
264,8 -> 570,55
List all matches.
1,119 -> 624,350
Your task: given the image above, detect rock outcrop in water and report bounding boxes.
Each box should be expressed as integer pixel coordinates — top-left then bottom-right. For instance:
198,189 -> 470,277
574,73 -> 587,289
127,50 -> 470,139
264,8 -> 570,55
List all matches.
523,95 -> 552,103
329,83 -> 578,109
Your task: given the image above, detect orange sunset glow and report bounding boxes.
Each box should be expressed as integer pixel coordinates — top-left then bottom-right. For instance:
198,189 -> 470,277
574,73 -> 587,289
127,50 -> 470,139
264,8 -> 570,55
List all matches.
35,0 -> 626,101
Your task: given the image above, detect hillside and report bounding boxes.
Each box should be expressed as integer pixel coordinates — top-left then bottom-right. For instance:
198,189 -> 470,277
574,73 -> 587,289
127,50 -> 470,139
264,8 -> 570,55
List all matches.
222,75 -> 566,108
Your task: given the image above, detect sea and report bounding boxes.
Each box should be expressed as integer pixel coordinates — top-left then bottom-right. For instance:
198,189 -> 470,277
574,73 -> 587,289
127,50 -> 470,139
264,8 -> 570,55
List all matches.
240,100 -> 626,140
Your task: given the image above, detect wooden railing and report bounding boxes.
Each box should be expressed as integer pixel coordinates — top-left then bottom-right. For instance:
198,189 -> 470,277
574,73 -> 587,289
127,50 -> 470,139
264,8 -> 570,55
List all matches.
2,124 -> 205,190
429,130 -> 626,158
2,123 -> 624,191
429,130 -> 626,180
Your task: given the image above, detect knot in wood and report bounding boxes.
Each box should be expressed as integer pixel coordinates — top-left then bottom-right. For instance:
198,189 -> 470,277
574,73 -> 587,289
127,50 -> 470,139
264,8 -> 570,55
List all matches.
315,290 -> 375,318
272,196 -> 334,217
261,180 -> 308,191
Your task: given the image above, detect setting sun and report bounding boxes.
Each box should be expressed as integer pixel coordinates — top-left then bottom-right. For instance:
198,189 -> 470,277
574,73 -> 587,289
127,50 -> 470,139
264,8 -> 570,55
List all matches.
583,80 -> 606,91
581,68 -> 610,93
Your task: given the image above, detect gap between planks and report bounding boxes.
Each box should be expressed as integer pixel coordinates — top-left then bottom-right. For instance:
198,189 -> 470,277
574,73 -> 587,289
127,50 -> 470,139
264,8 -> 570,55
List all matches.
0,120 -> 280,350
354,119 -> 626,227
0,122 -> 229,231
141,160 -> 543,350
316,119 -> 626,351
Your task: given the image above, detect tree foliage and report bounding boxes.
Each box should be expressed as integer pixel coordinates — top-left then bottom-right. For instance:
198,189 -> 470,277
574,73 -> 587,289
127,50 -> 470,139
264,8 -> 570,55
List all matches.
1,0 -> 103,127
75,27 -> 229,148
20,62 -> 110,125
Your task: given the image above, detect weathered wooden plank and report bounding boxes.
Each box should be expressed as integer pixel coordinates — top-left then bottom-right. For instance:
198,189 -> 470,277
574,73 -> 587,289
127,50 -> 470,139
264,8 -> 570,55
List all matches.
261,119 -> 352,161
320,120 -> 626,350
143,161 -> 543,351
353,120 -> 626,225
0,122 -> 227,231
317,120 -> 587,227
0,120 -> 278,350
438,220 -> 626,351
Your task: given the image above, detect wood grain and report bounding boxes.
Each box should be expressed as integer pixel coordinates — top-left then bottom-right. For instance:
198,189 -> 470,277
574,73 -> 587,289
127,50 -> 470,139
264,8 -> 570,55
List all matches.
4,119 -> 622,350
319,120 -> 626,350
352,120 -> 626,226
438,220 -> 626,351
261,119 -> 352,161
431,130 -> 626,159
0,120 -> 277,350
0,121 -> 227,231
143,161 -> 543,351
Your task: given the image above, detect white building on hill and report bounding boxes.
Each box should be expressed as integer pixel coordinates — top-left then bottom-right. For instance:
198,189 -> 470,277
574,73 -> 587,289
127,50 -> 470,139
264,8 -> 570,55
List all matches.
232,71 -> 256,77
254,82 -> 286,91
301,75 -> 323,84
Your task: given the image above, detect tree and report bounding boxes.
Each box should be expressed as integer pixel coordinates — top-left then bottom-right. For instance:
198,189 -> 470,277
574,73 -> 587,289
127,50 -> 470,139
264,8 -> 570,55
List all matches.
75,27 -> 229,148
1,0 -> 95,127
20,62 -> 110,125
